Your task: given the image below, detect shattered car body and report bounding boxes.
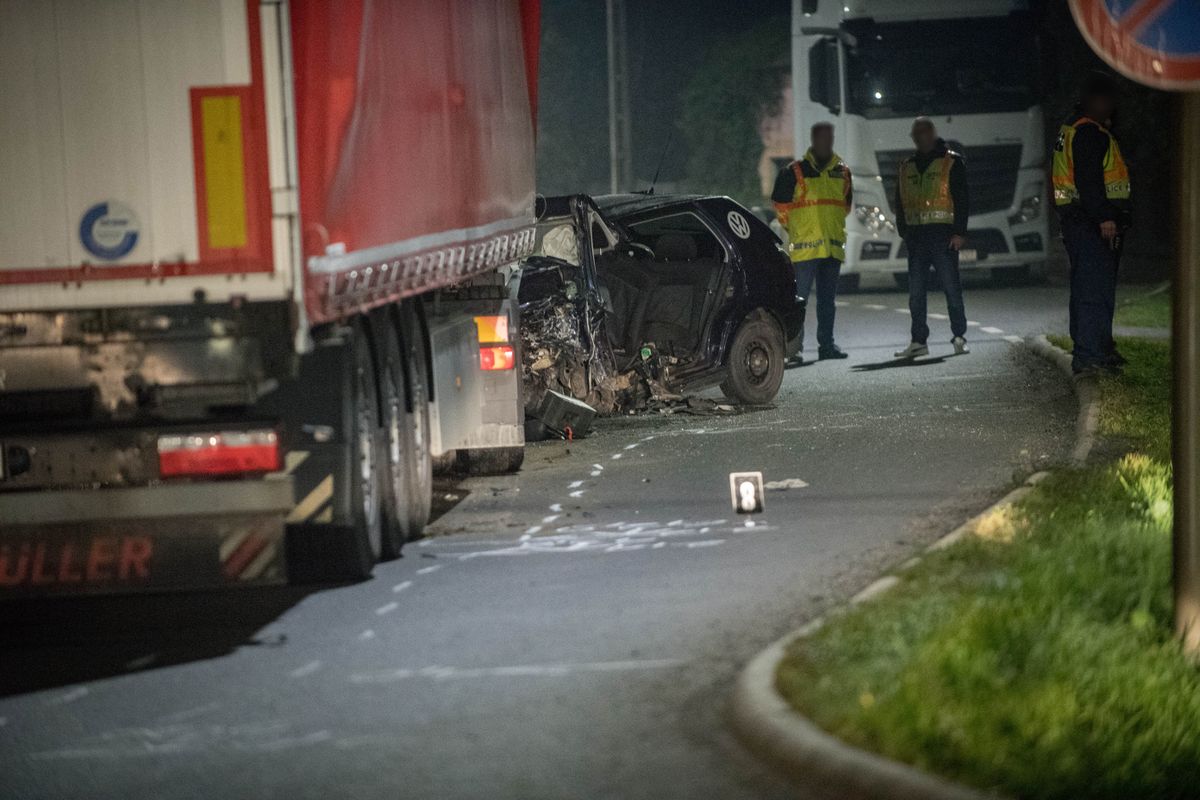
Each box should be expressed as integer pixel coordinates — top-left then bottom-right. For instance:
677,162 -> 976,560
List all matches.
517,194 -> 801,424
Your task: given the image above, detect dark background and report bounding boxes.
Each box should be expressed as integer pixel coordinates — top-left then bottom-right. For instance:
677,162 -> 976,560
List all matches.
535,0 -> 1175,281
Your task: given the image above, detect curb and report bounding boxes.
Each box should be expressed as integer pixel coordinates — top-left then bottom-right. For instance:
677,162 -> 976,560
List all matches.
1025,334 -> 1100,465
730,336 -> 1095,800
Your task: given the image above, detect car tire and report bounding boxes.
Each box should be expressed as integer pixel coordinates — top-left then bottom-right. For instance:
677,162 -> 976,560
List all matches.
346,317 -> 384,578
721,312 -> 786,405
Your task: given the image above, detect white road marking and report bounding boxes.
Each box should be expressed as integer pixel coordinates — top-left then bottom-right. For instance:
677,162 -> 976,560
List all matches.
392,581 -> 413,593
611,453 -> 623,460
1003,334 -> 1023,343
359,629 -> 376,641
569,490 -> 586,498
525,525 -> 543,535
929,312 -> 949,320
348,659 -> 685,684
375,602 -> 399,616
549,503 -> 563,512
48,687 -> 88,705
967,320 -> 981,327
980,326 -> 1004,334
894,308 -> 909,314
834,300 -> 848,307
764,478 -> 809,490
624,443 -> 639,450
542,514 -> 561,523
416,565 -> 442,575
591,470 -> 602,477
863,303 -> 886,310
592,463 -> 604,471
568,480 -> 584,489
289,660 -> 322,679
685,540 -> 725,548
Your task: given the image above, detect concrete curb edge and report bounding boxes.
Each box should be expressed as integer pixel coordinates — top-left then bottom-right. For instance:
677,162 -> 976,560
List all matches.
729,335 -> 1096,800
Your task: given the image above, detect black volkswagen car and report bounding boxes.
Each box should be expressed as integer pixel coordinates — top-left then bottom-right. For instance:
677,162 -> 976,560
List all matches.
517,193 -> 800,417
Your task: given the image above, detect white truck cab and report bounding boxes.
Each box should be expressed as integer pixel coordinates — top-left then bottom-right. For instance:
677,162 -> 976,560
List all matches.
791,0 -> 1048,288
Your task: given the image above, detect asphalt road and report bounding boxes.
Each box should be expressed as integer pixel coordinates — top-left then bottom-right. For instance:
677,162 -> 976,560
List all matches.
0,284 -> 1076,800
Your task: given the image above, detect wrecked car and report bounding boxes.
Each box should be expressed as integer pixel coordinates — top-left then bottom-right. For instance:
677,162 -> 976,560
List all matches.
517,194 -> 801,425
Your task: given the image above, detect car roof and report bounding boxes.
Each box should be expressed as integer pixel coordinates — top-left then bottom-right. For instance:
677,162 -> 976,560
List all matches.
592,193 -> 723,220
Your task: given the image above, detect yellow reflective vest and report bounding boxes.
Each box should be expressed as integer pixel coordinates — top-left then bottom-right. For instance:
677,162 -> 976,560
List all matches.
898,152 -> 956,228
1052,116 -> 1130,208
774,150 -> 851,263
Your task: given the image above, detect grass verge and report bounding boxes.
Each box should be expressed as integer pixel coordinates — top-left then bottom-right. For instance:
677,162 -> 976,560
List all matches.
1115,284 -> 1171,329
776,337 -> 1188,800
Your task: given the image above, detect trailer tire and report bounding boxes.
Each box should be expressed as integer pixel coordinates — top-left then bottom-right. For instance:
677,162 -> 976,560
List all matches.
374,310 -> 416,559
345,318 -> 384,577
721,312 -> 785,406
397,302 -> 433,539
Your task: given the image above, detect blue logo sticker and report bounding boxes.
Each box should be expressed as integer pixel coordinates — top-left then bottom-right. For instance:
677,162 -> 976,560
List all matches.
80,201 -> 139,260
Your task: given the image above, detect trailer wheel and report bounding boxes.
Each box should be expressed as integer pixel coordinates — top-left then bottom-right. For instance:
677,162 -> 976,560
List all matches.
346,319 -> 384,575
397,302 -> 433,538
374,312 -> 409,559
720,312 -> 785,406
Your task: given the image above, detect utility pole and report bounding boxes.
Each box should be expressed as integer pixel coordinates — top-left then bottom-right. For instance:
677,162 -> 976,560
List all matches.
1174,91 -> 1200,652
605,0 -> 633,193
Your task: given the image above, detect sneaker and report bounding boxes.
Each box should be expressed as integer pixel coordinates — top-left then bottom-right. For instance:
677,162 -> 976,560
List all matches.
818,344 -> 849,360
894,342 -> 929,359
952,336 -> 969,355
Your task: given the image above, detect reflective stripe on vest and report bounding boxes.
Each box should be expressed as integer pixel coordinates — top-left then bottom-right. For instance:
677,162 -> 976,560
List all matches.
898,153 -> 955,227
1051,117 -> 1131,207
775,151 -> 850,263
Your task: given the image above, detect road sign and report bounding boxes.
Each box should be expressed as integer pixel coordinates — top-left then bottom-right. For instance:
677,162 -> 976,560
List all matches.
1069,0 -> 1200,90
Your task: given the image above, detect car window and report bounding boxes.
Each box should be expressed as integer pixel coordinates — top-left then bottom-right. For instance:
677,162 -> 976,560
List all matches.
626,211 -> 727,262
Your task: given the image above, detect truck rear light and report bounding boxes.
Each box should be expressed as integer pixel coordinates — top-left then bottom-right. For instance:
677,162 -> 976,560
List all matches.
157,430 -> 281,478
479,345 -> 515,371
474,315 -> 509,344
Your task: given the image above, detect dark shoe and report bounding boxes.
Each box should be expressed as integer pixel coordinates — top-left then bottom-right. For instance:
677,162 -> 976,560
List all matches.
1107,349 -> 1128,367
818,345 -> 849,360
785,354 -> 805,367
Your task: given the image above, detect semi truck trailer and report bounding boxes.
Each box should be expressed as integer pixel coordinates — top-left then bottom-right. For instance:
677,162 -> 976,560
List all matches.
792,0 -> 1049,288
0,0 -> 541,594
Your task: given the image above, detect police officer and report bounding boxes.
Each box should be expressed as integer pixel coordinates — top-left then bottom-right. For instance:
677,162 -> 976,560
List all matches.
893,117 -> 970,358
1052,71 -> 1131,375
771,121 -> 852,361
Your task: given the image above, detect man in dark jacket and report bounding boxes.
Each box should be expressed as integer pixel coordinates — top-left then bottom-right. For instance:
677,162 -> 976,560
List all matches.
1052,71 -> 1132,374
893,117 -> 970,358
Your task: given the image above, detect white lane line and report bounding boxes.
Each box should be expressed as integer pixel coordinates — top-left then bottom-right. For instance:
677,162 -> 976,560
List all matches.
929,312 -> 948,320
290,660 -> 322,679
416,565 -> 442,575
611,453 -> 623,460
542,514 -> 561,524
967,320 -> 981,327
568,480 -> 584,489
392,581 -> 413,593
1003,334 -> 1023,343
592,463 -> 604,471
569,490 -> 586,498
685,540 -> 725,548
348,658 -> 686,684
894,308 -> 909,314
359,629 -> 376,640
980,326 -> 1004,335
549,503 -> 563,513
48,687 -> 88,706
624,443 -> 639,450
375,602 -> 400,616
525,525 -> 543,535
863,303 -> 886,310
591,470 -> 602,477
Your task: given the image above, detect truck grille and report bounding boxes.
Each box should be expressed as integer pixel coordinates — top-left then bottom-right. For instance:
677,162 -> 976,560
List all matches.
878,144 -> 1022,216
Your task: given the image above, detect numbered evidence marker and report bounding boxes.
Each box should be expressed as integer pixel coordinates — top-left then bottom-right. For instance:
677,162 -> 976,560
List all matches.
729,471 -> 765,514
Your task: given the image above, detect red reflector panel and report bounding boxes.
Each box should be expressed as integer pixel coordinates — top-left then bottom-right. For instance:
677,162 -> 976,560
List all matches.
158,430 -> 281,478
479,345 -> 515,371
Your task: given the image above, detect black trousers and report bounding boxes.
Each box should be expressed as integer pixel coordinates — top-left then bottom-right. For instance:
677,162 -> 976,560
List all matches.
1062,219 -> 1119,370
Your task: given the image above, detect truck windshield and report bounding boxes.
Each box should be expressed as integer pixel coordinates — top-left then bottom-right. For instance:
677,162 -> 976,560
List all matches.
842,16 -> 1037,119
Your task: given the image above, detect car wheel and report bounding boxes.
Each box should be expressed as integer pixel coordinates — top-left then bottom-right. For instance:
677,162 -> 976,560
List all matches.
720,312 -> 785,405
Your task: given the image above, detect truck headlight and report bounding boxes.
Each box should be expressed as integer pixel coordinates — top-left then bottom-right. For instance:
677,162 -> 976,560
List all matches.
854,204 -> 895,234
1008,188 -> 1043,225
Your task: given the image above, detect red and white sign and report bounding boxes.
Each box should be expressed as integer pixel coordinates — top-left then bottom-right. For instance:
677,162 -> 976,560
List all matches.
1069,0 -> 1200,90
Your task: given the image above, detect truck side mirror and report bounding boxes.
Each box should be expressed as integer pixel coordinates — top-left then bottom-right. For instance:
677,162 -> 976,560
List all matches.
808,38 -> 841,114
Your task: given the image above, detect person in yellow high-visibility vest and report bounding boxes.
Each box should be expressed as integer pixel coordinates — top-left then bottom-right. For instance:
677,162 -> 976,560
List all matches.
771,121 -> 852,362
893,117 -> 970,359
1052,70 -> 1132,375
